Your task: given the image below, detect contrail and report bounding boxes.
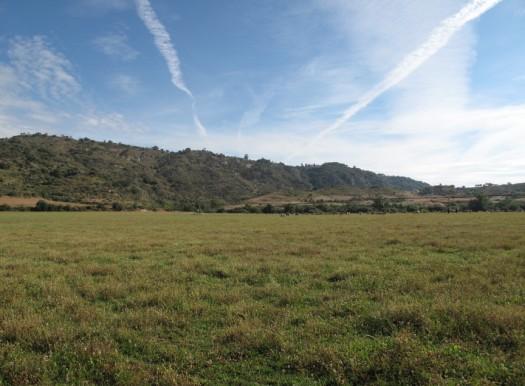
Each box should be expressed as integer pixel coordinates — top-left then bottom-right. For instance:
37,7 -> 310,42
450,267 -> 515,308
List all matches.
192,101 -> 208,137
135,0 -> 207,137
291,0 -> 502,159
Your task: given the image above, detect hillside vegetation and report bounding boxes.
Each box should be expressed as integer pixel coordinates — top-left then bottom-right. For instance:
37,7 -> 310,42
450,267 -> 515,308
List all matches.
0,134 -> 427,209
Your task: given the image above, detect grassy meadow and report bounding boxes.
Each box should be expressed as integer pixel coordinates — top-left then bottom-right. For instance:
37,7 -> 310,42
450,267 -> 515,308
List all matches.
0,212 -> 524,385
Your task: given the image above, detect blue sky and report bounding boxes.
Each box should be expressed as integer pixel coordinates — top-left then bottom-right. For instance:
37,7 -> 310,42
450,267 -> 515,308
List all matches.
0,0 -> 523,185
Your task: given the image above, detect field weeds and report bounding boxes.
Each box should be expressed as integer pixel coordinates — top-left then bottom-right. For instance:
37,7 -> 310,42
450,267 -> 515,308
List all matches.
0,213 -> 524,385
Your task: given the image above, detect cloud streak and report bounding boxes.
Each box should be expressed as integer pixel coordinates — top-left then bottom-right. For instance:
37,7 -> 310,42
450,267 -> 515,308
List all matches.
109,74 -> 140,95
135,0 -> 207,136
8,36 -> 81,101
93,31 -> 139,61
293,0 -> 503,158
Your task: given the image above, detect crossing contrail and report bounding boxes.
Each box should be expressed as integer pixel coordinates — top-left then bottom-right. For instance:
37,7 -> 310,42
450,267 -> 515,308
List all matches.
291,0 -> 503,159
135,0 -> 207,137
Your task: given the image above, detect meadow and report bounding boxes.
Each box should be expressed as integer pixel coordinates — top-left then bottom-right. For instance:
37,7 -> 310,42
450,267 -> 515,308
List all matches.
0,212 -> 524,385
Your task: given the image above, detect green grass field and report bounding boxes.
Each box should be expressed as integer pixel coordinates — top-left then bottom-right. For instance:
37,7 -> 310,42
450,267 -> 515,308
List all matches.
0,213 -> 524,385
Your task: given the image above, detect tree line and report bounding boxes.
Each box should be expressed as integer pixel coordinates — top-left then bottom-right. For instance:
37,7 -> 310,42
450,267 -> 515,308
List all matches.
1,193 -> 523,214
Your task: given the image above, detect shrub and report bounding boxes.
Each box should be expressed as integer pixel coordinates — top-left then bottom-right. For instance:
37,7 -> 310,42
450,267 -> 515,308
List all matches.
372,196 -> 388,212
283,203 -> 296,214
262,204 -> 274,214
244,204 -> 261,214
34,200 -> 50,211
468,194 -> 490,212
112,202 -> 124,211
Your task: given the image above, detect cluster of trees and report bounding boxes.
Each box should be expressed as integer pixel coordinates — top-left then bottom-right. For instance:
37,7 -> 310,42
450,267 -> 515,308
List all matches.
225,201 -> 419,215
1,194 -> 523,214
31,200 -> 119,212
219,195 -> 525,215
421,183 -> 525,197
31,200 -> 81,212
468,195 -> 524,212
0,201 -> 137,212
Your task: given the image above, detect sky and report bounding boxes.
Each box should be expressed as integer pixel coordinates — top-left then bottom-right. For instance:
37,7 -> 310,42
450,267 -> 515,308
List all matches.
0,0 -> 524,186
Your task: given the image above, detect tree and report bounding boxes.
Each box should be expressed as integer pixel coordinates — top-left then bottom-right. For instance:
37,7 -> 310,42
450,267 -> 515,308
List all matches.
244,204 -> 261,214
468,194 -> 490,212
112,202 -> 124,211
262,204 -> 274,214
284,203 -> 296,214
210,199 -> 225,211
34,200 -> 49,211
372,196 -> 387,212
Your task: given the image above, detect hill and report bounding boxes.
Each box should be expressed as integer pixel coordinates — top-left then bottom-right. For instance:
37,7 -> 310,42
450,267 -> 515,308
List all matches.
0,133 -> 428,209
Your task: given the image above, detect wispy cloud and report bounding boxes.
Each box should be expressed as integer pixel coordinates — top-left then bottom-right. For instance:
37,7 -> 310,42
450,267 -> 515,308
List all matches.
8,36 -> 81,101
93,31 -> 139,61
135,0 -> 207,137
184,104 -> 523,187
77,111 -> 146,133
74,0 -> 131,13
109,73 -> 140,95
0,36 -> 147,139
191,102 -> 208,138
135,0 -> 191,96
291,0 -> 503,159
0,63 -> 61,136
238,87 -> 274,139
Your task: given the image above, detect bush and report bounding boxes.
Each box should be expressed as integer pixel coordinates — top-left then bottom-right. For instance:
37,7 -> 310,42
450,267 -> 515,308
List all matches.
34,200 -> 50,211
496,198 -> 521,212
283,203 -> 296,214
210,199 -> 225,211
405,204 -> 421,213
31,200 -> 77,212
112,202 -> 124,211
372,196 -> 389,212
262,204 -> 274,214
244,204 -> 261,214
468,194 -> 490,212
95,203 -> 106,211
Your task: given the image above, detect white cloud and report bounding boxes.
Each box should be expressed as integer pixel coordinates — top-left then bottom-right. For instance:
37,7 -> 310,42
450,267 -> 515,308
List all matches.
8,36 -> 81,101
0,63 -> 61,136
299,0 -> 501,155
109,74 -> 140,95
238,87 -> 275,136
76,0 -> 131,12
257,0 -> 519,186
93,32 -> 139,61
0,36 -> 147,139
135,0 -> 191,96
291,105 -> 525,186
265,1 -> 479,131
77,111 -> 146,133
191,105 -> 208,138
0,64 -> 17,90
136,0 -> 208,137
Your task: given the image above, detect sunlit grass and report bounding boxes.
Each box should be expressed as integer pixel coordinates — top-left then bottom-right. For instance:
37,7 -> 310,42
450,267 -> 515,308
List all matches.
1,212 -> 524,385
